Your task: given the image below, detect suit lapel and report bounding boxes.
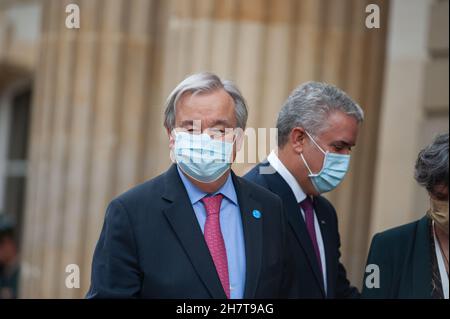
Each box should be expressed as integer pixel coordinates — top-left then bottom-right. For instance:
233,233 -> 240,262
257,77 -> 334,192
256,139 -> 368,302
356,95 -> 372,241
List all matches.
411,216 -> 433,298
232,173 -> 263,299
263,165 -> 326,296
161,165 -> 226,299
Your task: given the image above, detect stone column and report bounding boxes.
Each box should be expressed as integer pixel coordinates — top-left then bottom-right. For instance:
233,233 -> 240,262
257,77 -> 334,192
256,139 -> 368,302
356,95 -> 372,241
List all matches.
20,0 -> 169,298
371,0 -> 448,239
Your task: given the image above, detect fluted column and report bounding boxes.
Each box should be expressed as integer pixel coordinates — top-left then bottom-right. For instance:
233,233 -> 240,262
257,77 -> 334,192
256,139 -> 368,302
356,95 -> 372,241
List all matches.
20,0 -> 169,298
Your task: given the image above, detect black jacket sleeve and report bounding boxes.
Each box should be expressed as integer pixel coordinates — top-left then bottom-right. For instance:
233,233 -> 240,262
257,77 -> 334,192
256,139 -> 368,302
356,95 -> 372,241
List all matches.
332,206 -> 360,299
86,199 -> 142,298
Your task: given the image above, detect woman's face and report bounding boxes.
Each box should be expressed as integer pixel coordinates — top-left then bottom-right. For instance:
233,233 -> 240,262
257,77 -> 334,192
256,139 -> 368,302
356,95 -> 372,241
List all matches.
428,184 -> 449,235
430,184 -> 449,201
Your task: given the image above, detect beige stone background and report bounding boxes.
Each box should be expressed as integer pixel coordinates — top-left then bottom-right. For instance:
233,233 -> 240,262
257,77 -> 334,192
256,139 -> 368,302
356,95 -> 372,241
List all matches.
0,0 -> 448,298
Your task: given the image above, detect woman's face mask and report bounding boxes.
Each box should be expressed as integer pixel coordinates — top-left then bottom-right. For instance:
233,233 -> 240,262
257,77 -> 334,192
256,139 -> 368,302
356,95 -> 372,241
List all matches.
428,197 -> 449,235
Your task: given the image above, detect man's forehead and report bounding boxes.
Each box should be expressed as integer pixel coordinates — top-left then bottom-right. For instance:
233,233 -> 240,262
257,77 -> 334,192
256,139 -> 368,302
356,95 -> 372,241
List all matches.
314,130 -> 357,148
319,131 -> 357,145
177,88 -> 233,105
175,95 -> 237,128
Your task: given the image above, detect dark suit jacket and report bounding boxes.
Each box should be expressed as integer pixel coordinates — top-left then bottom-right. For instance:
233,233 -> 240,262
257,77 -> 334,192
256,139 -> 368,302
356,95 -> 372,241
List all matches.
362,216 -> 434,299
244,161 -> 360,298
87,164 -> 290,298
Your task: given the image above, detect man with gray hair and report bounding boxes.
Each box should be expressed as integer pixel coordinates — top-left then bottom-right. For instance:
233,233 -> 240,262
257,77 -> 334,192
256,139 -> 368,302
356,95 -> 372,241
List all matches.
245,81 -> 361,298
87,72 -> 291,298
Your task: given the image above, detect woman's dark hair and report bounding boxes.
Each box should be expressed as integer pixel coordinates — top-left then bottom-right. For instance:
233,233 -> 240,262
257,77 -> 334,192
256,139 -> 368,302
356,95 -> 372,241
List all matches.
414,133 -> 449,195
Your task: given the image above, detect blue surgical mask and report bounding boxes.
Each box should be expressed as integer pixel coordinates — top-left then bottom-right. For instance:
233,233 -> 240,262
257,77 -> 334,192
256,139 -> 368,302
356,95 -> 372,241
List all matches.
174,131 -> 234,183
300,131 -> 350,193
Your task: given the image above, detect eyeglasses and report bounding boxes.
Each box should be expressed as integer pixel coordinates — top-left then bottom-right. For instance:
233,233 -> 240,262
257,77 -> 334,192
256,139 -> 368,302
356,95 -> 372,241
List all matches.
172,127 -> 237,142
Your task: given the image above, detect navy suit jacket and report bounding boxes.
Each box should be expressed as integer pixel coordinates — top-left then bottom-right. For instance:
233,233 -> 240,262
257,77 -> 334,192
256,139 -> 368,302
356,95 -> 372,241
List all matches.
87,164 -> 291,298
362,216 -> 434,298
244,161 -> 360,298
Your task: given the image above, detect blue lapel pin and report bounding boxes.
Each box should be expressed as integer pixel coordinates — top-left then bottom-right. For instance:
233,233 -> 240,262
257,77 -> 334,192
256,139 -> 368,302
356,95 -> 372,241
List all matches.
252,209 -> 261,219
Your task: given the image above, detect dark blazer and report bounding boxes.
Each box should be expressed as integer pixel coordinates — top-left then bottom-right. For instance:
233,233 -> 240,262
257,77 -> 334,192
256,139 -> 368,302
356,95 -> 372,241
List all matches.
244,161 -> 359,298
87,164 -> 290,299
362,216 -> 434,299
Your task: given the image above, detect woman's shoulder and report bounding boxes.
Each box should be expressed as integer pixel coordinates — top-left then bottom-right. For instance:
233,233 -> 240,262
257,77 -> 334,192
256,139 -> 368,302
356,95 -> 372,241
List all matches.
371,216 -> 428,249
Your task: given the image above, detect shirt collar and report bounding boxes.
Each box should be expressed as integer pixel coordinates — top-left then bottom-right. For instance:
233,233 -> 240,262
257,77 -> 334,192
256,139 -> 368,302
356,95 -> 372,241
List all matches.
267,150 -> 307,203
176,165 -> 238,205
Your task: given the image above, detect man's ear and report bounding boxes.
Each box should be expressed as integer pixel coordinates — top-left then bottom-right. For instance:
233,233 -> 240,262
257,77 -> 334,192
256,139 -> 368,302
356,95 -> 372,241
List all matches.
290,127 -> 306,154
234,127 -> 245,152
167,127 -> 175,148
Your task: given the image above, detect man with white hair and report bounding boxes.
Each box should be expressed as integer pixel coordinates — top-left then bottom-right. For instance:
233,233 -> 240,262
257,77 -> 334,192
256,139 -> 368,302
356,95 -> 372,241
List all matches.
245,82 -> 361,298
87,72 -> 291,298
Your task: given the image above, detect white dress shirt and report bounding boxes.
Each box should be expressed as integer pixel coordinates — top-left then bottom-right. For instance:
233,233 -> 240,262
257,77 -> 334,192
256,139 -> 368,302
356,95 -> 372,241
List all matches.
433,222 -> 449,299
267,150 -> 328,294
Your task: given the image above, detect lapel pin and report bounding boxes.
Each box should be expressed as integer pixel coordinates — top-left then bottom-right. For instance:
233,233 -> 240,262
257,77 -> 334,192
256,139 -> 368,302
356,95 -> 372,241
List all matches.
252,209 -> 261,219
321,220 -> 326,225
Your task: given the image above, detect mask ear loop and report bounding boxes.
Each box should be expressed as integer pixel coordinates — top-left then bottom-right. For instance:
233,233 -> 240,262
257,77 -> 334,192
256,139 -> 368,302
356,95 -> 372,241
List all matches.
304,130 -> 327,155
170,129 -> 182,164
301,130 -> 327,176
171,128 -> 178,141
300,153 -> 314,175
231,132 -> 239,145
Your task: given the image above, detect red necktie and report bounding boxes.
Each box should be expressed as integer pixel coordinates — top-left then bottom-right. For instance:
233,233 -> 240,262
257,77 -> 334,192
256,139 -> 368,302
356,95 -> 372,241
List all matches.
201,194 -> 230,298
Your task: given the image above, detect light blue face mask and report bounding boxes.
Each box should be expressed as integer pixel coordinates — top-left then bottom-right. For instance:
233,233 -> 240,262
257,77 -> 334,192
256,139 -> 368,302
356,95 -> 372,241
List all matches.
300,131 -> 351,194
174,131 -> 234,183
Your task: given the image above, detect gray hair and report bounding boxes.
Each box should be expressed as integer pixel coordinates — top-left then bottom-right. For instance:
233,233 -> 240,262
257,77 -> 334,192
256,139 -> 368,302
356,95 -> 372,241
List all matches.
276,81 -> 364,147
414,132 -> 449,194
163,72 -> 248,131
